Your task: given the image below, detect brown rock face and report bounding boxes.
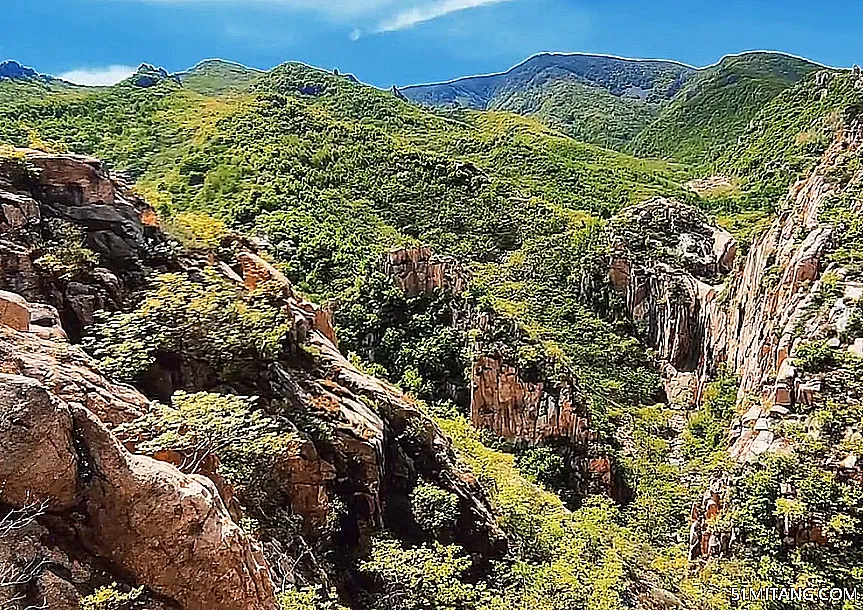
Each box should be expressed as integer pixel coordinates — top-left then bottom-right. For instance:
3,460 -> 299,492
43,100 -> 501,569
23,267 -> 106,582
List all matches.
74,405 -> 276,610
0,150 -> 169,340
471,356 -> 592,445
285,324 -> 507,556
0,349 -> 278,610
0,374 -> 79,509
383,246 -> 467,297
0,289 -> 30,331
603,198 -> 737,405
0,324 -> 148,425
609,121 -> 863,480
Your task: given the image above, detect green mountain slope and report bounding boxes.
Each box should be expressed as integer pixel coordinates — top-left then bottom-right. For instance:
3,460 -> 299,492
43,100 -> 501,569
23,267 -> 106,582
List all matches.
401,52 -> 694,147
0,59 -> 697,608
403,52 -> 822,157
177,58 -> 265,95
630,52 -> 822,164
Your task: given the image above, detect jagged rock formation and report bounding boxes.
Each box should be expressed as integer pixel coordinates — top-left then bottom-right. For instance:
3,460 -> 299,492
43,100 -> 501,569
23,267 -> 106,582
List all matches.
0,149 -> 507,606
606,116 -> 863,559
382,245 -> 467,298
0,149 -> 169,341
604,197 -> 737,406
703,117 -> 863,462
233,248 -> 506,555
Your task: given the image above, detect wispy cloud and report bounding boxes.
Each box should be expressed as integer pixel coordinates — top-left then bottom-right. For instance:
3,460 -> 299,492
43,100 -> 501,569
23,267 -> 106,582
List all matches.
100,0 -> 513,31
58,65 -> 137,86
375,0 -> 510,32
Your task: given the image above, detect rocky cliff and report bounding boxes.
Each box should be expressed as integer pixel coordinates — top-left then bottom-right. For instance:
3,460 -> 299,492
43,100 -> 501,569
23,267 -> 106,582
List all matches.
382,245 -> 467,298
0,150 -> 505,609
605,113 -> 863,560
703,117 -> 863,462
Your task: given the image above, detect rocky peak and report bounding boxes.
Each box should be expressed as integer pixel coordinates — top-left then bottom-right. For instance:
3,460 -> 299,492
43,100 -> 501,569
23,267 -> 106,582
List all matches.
602,198 -> 736,402
129,63 -> 182,88
0,60 -> 39,81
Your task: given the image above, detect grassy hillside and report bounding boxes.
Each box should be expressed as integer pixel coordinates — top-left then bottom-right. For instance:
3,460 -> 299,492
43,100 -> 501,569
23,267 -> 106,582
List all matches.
0,59 -> 699,608
401,52 -> 821,156
630,52 -> 821,165
177,59 -> 265,95
402,53 -> 694,147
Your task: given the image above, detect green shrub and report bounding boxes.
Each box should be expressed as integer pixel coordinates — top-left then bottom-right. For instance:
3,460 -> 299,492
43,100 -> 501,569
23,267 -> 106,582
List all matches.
83,270 -> 292,383
80,584 -> 143,610
410,482 -> 460,534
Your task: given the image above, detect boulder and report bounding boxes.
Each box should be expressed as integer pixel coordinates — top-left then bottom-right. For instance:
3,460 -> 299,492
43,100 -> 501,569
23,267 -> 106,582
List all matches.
0,374 -> 79,508
0,289 -> 30,331
0,325 -> 149,425
0,370 -> 278,610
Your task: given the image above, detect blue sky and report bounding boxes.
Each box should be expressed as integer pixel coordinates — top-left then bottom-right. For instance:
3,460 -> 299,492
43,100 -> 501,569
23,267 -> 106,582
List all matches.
2,0 -> 863,87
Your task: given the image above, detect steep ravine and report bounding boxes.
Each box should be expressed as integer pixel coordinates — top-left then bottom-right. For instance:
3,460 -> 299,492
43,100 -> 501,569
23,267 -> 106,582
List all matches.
0,150 -> 504,610
606,114 -> 863,560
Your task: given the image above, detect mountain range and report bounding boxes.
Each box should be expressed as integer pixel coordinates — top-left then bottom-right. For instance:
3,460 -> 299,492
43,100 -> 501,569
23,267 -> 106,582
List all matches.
0,46 -> 861,610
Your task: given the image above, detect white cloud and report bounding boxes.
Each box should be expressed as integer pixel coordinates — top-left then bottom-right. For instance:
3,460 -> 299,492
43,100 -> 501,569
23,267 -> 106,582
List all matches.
99,0 -> 513,29
58,65 -> 137,86
375,0 -> 510,32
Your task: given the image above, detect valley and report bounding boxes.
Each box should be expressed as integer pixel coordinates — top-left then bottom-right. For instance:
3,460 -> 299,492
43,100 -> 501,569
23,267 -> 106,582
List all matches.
0,51 -> 861,610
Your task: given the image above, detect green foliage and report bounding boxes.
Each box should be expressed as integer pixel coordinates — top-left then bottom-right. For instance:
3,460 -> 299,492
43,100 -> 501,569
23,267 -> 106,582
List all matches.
163,211 -> 230,251
179,60 -> 265,96
434,416 -> 653,610
794,340 -> 838,373
410,482 -> 460,534
631,52 -> 818,165
402,53 -> 693,149
514,446 -> 567,490
279,586 -> 348,610
361,539 -> 484,610
118,391 -> 306,538
35,219 -> 99,280
719,71 -> 862,209
83,270 -> 292,383
80,584 -> 144,610
684,371 -> 738,458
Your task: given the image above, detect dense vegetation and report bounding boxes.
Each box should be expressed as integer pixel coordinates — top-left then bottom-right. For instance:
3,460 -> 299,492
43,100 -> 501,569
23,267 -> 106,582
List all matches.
402,52 -> 820,157
2,53 -> 863,609
631,53 -> 820,165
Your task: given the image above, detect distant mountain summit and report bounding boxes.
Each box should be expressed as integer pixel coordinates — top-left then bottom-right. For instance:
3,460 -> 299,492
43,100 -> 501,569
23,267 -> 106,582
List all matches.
400,51 -> 822,154
0,60 -> 41,81
402,53 -> 695,108
125,63 -> 182,88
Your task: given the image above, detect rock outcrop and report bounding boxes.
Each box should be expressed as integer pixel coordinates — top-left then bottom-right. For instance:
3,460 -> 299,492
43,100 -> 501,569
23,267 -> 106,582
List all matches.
383,245 -> 467,298
603,198 -> 737,406
0,360 -> 277,610
0,150 -> 169,340
604,116 -> 863,560
471,355 -> 592,445
232,250 -> 506,555
702,117 -> 863,462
